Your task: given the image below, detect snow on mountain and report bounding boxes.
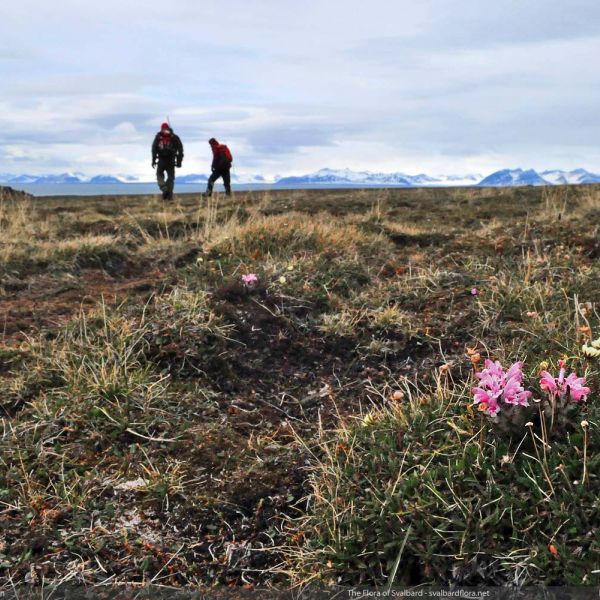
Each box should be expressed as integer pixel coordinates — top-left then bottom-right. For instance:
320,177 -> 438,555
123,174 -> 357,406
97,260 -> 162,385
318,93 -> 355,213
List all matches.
274,168 -> 482,187
540,169 -> 600,185
231,173 -> 268,184
363,172 -> 413,186
477,169 -> 549,187
83,174 -> 143,183
315,168 -> 369,182
3,168 -> 600,188
168,173 -> 266,184
115,174 -> 142,183
407,173 -> 483,186
88,175 -> 123,184
4,174 -> 38,184
407,173 -> 442,184
275,168 -> 372,185
478,167 -> 600,187
275,168 -> 415,186
1,171 -> 266,185
570,168 -> 600,183
7,172 -> 88,184
42,172 -> 88,183
177,174 -> 209,183
540,171 -> 568,185
435,174 -> 483,185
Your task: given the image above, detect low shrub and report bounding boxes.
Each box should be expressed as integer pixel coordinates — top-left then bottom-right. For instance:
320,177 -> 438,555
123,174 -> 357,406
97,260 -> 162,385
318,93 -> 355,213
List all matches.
288,375 -> 599,586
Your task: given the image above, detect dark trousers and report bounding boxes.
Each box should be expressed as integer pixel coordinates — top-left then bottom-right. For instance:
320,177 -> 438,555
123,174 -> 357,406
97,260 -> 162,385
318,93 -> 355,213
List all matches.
156,160 -> 175,197
206,167 -> 231,195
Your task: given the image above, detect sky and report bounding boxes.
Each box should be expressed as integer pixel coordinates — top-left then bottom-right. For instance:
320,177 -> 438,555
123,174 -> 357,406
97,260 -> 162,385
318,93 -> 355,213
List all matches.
2,0 -> 600,180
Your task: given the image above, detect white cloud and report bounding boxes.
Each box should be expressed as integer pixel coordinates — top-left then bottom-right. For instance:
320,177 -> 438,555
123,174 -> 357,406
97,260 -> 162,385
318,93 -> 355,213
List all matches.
2,0 -> 600,177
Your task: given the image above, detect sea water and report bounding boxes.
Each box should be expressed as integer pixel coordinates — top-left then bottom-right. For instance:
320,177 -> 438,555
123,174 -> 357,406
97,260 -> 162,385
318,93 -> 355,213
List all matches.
8,182 -> 417,197
8,182 -> 271,197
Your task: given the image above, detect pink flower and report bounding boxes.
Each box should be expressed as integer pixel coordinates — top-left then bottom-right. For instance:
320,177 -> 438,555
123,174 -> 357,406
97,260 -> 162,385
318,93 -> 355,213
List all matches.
242,273 -> 258,286
506,360 -> 525,382
486,397 -> 501,416
473,388 -> 493,405
539,360 -> 590,403
564,374 -> 590,402
471,288 -> 478,296
503,377 -> 532,407
472,359 -> 531,415
539,371 -> 558,395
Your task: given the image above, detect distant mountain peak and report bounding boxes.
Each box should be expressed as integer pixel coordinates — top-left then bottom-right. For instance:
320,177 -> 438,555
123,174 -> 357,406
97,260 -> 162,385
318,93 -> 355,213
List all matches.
540,169 -> 600,185
478,168 -> 600,187
479,168 -> 550,187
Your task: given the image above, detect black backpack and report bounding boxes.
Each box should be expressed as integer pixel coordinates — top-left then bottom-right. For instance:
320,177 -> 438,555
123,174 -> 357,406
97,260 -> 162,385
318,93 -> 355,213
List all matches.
156,132 -> 176,157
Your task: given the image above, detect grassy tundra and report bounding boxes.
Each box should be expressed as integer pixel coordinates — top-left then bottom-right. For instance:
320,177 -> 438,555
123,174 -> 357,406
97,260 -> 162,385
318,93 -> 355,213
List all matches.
0,184 -> 598,589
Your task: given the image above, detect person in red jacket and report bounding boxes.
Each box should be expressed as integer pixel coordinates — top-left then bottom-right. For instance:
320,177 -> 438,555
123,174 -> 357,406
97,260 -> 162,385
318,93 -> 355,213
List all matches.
204,138 -> 232,196
151,122 -> 184,200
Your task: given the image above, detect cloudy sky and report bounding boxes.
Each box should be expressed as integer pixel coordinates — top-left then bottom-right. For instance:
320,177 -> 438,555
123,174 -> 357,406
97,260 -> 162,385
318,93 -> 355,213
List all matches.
2,0 -> 600,179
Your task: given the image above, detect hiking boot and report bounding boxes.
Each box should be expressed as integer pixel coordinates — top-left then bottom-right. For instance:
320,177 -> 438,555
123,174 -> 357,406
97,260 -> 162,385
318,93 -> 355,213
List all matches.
162,190 -> 169,200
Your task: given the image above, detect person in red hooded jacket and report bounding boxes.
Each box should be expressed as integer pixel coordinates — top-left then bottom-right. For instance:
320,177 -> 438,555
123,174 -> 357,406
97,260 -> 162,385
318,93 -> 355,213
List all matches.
151,122 -> 184,200
204,138 -> 232,197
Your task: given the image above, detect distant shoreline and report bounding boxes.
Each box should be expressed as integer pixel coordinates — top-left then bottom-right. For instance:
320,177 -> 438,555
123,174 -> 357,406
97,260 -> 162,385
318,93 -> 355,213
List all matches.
5,180 -> 600,199
6,182 -> 476,197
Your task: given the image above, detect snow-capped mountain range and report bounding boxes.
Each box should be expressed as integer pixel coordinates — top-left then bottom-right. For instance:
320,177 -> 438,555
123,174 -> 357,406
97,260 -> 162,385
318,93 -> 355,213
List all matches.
477,168 -> 600,187
0,172 -> 267,185
0,172 -> 140,184
1,168 -> 600,187
274,169 -> 482,186
275,168 -> 600,187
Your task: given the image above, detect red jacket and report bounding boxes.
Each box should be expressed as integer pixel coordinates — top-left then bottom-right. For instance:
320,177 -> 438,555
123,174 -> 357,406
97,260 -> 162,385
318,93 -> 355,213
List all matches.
211,144 -> 232,170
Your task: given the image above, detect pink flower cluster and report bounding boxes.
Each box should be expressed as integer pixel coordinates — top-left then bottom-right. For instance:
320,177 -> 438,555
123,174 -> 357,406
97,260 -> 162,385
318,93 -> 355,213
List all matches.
472,358 -> 590,418
241,273 -> 258,286
472,360 -> 532,416
540,360 -> 590,403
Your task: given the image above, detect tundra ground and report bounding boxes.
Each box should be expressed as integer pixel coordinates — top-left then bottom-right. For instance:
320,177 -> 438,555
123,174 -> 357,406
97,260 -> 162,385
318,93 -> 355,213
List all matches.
0,185 -> 598,590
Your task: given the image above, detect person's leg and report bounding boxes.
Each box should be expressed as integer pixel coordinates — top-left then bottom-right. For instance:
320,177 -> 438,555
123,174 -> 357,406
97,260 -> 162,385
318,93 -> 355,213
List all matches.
223,168 -> 231,196
166,164 -> 175,200
157,163 -> 168,195
205,170 -> 219,196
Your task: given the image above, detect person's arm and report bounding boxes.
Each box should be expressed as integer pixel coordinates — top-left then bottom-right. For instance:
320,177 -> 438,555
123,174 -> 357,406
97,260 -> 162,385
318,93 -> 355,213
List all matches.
175,135 -> 184,167
151,135 -> 158,165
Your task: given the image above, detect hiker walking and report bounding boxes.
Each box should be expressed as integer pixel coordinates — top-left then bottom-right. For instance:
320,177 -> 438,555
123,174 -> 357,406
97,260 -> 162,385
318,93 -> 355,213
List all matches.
152,122 -> 184,200
204,138 -> 233,196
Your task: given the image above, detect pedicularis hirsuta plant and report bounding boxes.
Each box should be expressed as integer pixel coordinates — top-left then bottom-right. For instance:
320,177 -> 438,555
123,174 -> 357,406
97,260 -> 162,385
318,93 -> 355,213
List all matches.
540,359 -> 591,403
472,359 -> 531,416
472,358 -> 590,435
